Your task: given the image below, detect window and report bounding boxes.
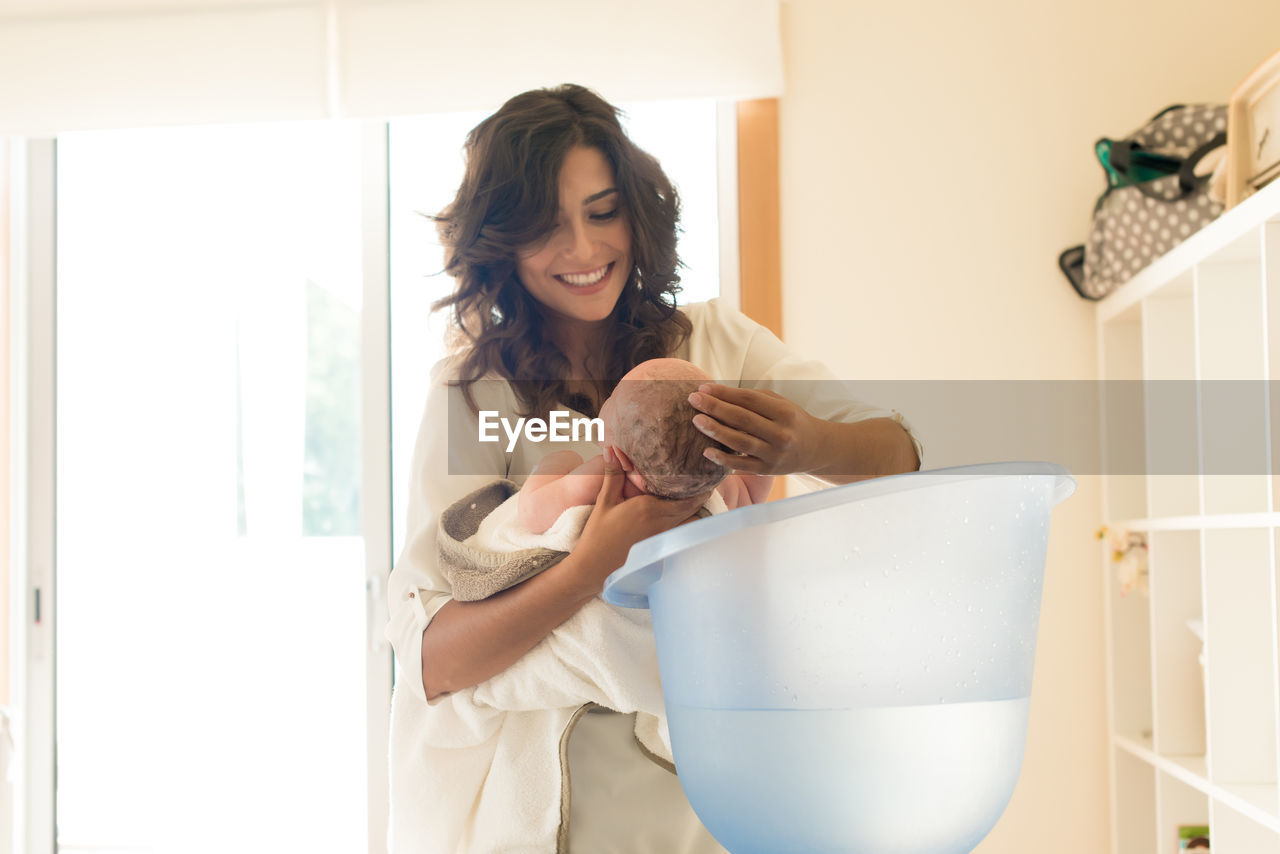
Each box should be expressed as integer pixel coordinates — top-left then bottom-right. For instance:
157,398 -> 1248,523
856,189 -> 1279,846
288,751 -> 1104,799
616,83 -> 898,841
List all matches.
54,122 -> 369,854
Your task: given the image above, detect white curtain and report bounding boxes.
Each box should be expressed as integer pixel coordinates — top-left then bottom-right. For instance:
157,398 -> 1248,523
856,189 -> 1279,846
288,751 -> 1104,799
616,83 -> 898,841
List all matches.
0,0 -> 783,134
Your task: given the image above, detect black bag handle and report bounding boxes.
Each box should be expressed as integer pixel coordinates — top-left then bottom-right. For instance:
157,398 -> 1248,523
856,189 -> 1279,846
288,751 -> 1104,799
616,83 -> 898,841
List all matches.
1111,132 -> 1227,201
1058,245 -> 1091,299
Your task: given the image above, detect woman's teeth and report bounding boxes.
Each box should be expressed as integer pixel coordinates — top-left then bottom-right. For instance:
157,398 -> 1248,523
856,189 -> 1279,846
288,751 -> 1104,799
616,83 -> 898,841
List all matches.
557,264 -> 610,286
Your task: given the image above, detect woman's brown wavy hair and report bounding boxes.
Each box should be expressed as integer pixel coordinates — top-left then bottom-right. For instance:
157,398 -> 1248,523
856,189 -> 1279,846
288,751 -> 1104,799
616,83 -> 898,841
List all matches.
431,83 -> 692,419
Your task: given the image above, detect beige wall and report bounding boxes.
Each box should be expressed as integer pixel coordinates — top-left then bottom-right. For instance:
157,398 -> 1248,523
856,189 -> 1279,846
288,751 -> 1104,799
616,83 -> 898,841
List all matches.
778,2 -> 1280,851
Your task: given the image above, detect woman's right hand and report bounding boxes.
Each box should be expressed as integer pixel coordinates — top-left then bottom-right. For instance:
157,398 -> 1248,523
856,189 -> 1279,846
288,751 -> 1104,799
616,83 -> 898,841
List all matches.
571,446 -> 709,593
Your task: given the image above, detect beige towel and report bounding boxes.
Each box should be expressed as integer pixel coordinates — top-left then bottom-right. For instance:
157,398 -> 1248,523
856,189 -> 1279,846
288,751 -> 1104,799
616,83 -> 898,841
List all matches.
437,477 -> 726,601
437,479 -> 568,602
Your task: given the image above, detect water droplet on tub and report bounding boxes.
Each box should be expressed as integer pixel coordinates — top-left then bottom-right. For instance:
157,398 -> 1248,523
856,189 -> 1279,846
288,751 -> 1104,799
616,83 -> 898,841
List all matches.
988,524 -> 995,532
882,568 -> 889,577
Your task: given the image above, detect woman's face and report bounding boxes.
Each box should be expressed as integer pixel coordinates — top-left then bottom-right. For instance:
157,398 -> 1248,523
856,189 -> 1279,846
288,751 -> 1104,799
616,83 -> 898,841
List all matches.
515,145 -> 632,327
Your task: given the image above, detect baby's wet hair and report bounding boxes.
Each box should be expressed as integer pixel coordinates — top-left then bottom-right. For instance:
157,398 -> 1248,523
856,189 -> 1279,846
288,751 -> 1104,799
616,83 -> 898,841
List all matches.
614,378 -> 732,499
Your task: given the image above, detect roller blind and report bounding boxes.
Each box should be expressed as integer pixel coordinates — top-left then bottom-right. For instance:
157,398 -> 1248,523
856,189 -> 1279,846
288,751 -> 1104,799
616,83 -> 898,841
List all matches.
0,0 -> 783,134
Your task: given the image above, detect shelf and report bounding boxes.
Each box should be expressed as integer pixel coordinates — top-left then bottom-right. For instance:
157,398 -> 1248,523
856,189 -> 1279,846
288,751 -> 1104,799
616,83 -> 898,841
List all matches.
1100,184 -> 1280,851
1218,784 -> 1280,831
1116,734 -> 1207,792
1113,736 -> 1280,832
1112,513 -> 1280,531
1166,755 -> 1211,794
1116,732 -> 1156,756
1098,176 -> 1280,323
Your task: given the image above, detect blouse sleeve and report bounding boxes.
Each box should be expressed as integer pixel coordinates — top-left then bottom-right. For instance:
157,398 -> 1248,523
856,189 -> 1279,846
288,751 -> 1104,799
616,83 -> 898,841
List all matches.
384,358 -> 508,704
694,299 -> 924,468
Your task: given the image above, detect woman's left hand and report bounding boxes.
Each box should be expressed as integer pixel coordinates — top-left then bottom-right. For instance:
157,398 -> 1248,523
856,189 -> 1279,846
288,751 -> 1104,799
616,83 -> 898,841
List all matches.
686,384 -> 828,475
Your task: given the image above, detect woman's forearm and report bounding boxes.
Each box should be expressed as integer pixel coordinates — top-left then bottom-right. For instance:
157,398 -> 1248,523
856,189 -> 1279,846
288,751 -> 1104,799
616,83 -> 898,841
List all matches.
806,417 -> 920,485
420,551 -> 603,701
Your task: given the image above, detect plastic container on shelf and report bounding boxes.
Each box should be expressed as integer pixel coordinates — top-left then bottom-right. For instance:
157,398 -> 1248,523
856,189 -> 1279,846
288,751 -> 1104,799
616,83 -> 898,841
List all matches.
603,461 -> 1076,854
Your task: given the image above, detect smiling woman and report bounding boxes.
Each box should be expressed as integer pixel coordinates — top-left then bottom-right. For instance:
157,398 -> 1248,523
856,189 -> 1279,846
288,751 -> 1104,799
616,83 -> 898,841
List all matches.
385,83 -> 919,854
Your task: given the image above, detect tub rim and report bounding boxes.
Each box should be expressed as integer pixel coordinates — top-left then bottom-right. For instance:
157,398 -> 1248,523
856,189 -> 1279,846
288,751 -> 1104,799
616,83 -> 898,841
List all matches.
602,461 -> 1075,609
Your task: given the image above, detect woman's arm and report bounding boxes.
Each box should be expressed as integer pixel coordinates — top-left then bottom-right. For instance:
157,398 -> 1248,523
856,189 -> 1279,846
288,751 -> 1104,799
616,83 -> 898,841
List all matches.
804,416 -> 919,484
421,553 -> 603,700
422,448 -> 708,700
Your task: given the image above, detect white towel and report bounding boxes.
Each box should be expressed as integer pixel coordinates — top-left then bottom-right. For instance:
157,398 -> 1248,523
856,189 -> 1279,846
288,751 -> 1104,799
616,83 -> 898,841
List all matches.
468,494 -> 593,554
419,488 -> 729,853
469,488 -> 728,554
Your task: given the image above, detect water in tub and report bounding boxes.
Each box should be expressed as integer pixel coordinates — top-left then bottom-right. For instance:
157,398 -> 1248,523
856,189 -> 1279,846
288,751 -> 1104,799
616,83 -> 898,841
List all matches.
668,697 -> 1029,853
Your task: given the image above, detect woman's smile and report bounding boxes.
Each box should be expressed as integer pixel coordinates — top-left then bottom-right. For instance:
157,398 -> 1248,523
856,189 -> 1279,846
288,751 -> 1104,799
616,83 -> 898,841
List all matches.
555,261 -> 616,292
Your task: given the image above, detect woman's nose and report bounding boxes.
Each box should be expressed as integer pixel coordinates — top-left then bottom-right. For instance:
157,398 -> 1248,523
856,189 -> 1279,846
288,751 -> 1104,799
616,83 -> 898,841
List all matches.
561,218 -> 594,263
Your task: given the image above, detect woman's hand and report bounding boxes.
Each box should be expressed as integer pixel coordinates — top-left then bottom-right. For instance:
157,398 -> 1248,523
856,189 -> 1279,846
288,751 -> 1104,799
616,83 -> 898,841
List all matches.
686,384 -> 829,475
570,446 -> 709,594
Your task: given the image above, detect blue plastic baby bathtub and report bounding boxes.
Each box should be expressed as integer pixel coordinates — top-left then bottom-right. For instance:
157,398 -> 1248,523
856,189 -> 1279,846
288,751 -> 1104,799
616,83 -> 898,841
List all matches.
602,462 -> 1075,854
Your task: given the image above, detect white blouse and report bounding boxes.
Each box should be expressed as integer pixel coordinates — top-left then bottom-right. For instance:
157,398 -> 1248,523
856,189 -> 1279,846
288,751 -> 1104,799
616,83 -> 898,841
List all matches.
384,298 -> 921,853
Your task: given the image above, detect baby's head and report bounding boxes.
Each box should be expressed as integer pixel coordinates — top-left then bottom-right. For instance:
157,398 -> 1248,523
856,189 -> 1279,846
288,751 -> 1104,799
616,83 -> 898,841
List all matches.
599,358 -> 731,499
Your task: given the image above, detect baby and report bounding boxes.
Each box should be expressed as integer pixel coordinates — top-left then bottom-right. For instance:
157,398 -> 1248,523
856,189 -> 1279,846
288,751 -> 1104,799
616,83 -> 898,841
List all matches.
517,358 -> 774,533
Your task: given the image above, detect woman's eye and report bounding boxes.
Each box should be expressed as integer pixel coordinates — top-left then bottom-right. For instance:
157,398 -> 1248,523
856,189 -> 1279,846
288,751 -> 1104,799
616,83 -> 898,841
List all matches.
590,209 -> 619,222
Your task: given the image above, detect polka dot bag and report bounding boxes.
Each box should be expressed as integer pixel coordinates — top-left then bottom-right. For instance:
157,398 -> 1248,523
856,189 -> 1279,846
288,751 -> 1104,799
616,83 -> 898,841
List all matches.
1059,105 -> 1227,300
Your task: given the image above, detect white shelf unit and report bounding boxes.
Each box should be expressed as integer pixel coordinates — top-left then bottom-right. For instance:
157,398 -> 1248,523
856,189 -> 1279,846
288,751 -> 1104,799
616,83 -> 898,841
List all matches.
1098,177 -> 1280,853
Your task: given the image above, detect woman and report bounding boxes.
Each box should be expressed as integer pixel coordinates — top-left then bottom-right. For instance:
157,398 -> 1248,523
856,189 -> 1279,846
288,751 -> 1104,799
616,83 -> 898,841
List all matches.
386,84 -> 921,853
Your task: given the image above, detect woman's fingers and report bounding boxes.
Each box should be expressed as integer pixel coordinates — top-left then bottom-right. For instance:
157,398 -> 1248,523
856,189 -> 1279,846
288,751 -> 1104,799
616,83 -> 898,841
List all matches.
687,387 -> 778,440
695,417 -> 769,460
597,445 -> 625,507
692,384 -> 790,420
703,446 -> 769,473
687,383 -> 828,476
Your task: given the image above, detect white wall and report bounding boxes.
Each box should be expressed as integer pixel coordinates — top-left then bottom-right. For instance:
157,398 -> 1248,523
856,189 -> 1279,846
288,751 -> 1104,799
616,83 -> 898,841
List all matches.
778,2 -> 1280,850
